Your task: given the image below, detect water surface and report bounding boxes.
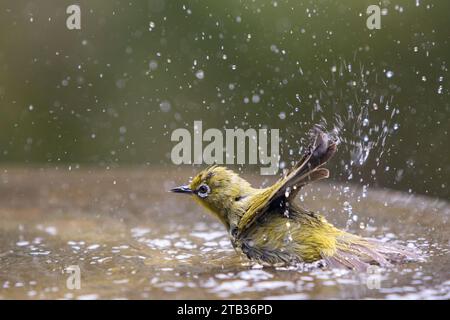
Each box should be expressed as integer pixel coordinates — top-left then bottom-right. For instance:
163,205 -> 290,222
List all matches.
0,168 -> 448,299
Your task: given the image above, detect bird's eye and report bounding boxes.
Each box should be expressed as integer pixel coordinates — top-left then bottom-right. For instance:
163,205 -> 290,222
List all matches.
197,184 -> 210,198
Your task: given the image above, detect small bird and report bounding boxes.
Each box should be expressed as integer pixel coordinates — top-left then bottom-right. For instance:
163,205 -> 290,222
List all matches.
171,128 -> 418,270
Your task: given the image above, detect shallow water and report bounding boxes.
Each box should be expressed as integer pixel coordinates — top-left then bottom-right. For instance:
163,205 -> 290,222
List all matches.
0,167 -> 448,299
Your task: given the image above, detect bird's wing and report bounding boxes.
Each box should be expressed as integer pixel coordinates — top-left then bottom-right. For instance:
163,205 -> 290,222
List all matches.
237,129 -> 337,236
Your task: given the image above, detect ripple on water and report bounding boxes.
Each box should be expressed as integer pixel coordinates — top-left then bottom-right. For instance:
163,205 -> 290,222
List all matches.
77,294 -> 99,300
211,280 -> 249,297
36,225 -> 58,236
237,270 -> 273,281
174,239 -> 196,250
191,231 -> 226,241
16,241 -> 29,246
131,227 -> 151,237
144,238 -> 171,249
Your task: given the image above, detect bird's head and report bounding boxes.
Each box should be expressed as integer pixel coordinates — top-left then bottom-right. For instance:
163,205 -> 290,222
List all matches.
170,165 -> 255,230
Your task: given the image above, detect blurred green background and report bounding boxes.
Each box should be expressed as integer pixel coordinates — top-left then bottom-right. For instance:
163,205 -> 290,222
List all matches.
0,0 -> 448,198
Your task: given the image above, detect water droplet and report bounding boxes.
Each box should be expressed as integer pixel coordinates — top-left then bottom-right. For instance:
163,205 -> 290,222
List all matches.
115,79 -> 126,89
149,60 -> 158,71
251,94 -> 260,103
195,70 -> 204,79
159,100 -> 171,112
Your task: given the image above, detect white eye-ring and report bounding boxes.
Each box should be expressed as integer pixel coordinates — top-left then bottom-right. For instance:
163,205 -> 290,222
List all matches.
197,184 -> 210,198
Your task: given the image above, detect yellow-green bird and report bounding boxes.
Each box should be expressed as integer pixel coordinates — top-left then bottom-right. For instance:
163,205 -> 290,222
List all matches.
171,129 -> 418,270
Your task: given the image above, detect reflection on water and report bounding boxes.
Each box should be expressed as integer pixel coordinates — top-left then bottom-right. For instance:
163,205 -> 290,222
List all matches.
0,168 -> 449,299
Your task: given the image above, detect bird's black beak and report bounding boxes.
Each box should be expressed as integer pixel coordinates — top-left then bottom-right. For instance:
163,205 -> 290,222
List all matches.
170,185 -> 193,194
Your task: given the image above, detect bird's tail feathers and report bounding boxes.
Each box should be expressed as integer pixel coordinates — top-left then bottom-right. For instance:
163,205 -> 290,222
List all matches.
322,235 -> 421,271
